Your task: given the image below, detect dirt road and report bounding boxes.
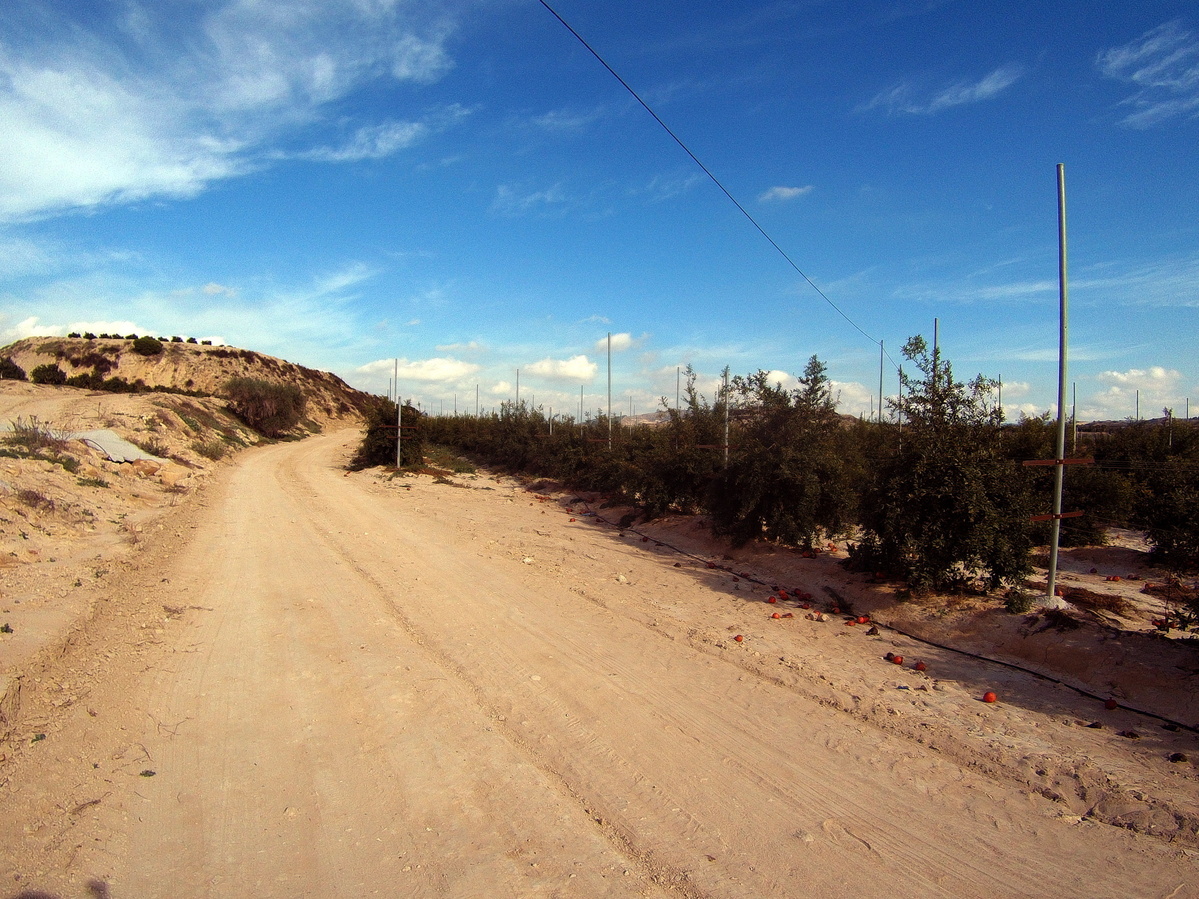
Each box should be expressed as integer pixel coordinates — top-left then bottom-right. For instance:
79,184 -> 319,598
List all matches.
2,432 -> 1196,897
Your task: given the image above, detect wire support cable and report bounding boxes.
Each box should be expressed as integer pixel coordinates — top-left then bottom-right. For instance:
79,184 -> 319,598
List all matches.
537,0 -> 899,372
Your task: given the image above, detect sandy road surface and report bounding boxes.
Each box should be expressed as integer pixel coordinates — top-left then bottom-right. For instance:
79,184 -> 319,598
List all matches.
2,432 -> 1197,898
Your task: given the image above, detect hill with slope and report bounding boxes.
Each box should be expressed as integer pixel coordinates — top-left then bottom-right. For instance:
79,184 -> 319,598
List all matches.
1,336 -> 373,430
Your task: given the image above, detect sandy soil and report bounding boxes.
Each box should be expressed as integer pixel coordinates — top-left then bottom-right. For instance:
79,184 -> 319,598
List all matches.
1,428 -> 1197,898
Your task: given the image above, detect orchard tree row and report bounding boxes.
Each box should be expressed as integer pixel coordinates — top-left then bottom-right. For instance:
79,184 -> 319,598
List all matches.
358,338 -> 1199,591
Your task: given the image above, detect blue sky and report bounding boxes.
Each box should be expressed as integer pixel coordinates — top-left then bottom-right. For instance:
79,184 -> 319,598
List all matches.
1,0 -> 1196,422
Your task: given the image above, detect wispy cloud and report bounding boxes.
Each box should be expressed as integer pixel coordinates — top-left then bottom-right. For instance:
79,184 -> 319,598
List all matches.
490,182 -> 573,216
531,106 -> 608,133
0,0 -> 461,222
1097,20 -> 1199,128
860,64 -> 1025,115
758,186 -> 813,203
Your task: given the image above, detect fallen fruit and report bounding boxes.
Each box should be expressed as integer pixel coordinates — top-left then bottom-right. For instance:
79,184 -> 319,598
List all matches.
801,602 -> 811,610
982,691 -> 997,703
570,517 -> 577,522
857,616 -> 869,625
845,619 -> 856,626
1105,698 -> 1118,710
767,597 -> 777,604
771,612 -> 781,619
884,652 -> 895,662
733,634 -> 744,642
914,661 -> 927,672
782,612 -> 794,618
891,655 -> 904,665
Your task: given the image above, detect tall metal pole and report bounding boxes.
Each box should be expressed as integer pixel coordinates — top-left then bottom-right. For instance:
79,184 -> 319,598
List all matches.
1046,163 -> 1070,605
516,369 -> 520,408
676,366 -> 680,411
877,340 -> 885,423
1072,382 -> 1077,454
932,318 -> 939,389
475,383 -> 479,417
607,332 -> 612,450
400,361 -> 410,472
722,368 -> 730,467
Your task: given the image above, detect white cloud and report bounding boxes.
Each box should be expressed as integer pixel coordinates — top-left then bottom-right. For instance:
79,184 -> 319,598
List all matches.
594,332 -> 643,353
0,0 -> 462,222
828,379 -> 881,418
0,315 -> 148,342
357,356 -> 481,383
1098,20 -> 1199,128
762,370 -> 792,387
1088,366 -> 1186,419
525,355 -> 597,382
758,186 -> 813,203
860,64 -> 1024,115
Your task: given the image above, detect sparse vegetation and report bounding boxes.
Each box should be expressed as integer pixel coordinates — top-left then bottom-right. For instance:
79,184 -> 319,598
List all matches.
191,438 -> 228,461
224,377 -> 306,438
17,488 -> 55,510
130,435 -> 171,458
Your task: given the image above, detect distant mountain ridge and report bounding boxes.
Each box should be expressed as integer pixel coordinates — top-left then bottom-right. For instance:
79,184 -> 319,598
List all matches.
1,336 -> 373,429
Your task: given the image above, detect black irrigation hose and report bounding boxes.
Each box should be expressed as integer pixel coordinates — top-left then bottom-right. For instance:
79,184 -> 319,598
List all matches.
557,491 -> 1199,736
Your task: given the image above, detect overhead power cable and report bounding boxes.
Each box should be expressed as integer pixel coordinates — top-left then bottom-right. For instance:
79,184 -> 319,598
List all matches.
537,0 -> 898,370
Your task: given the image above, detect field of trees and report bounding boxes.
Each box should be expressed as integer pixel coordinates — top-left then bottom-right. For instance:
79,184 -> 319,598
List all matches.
362,339 -> 1198,623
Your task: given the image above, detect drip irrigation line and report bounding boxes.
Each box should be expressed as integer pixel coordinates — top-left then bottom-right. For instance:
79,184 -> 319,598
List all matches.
877,620 -> 1198,735
536,0 -> 899,373
558,491 -> 1199,735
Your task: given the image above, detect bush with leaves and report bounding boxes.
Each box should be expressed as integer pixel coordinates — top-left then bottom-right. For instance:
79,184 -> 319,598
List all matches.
0,357 -> 26,381
855,336 -> 1033,592
708,357 -> 857,547
132,335 -> 164,356
349,396 -> 425,469
224,378 -> 306,437
30,363 -> 67,385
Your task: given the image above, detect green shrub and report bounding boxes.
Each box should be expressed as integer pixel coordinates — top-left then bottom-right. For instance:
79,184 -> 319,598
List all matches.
856,336 -> 1033,593
130,436 -> 170,458
349,397 -> 424,469
225,377 -> 306,438
191,438 -> 228,461
30,363 -> 67,385
0,357 -> 26,380
132,335 -> 164,356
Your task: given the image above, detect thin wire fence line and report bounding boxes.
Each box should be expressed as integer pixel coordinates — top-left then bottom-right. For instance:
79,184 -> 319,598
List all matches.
536,0 -> 899,372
